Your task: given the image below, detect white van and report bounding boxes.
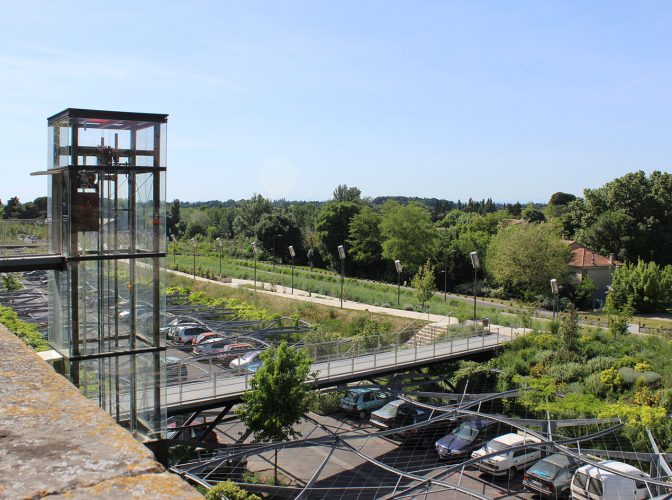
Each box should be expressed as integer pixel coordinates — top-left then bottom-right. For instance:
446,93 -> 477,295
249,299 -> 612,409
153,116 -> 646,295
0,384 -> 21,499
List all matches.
570,460 -> 651,500
470,432 -> 542,479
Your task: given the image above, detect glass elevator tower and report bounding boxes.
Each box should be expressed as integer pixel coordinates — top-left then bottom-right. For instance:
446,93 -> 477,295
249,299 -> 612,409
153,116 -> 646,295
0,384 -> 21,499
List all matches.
44,108 -> 168,439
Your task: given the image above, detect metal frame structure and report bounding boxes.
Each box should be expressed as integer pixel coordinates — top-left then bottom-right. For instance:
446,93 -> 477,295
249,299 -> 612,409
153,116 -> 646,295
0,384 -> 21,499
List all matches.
35,108 -> 168,439
171,389 -> 672,499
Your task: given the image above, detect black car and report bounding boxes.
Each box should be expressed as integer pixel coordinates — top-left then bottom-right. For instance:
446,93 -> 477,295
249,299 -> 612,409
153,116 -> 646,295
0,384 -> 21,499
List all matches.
523,453 -> 581,499
435,418 -> 504,460
372,401 -> 457,447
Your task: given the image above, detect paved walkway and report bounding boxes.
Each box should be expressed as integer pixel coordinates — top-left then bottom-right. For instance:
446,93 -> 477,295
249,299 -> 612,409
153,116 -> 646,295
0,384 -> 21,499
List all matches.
167,268 -> 528,335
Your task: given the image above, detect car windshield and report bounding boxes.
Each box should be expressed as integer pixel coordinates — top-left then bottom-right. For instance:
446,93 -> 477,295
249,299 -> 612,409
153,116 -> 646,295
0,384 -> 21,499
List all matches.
453,423 -> 479,442
485,439 -> 510,453
242,351 -> 260,361
345,390 -> 360,400
529,460 -> 562,479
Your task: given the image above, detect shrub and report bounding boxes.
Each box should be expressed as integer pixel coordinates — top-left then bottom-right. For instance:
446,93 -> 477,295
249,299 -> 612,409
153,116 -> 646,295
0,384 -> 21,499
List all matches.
584,356 -> 617,374
547,362 -> 585,383
206,481 -> 260,500
0,306 -> 48,351
617,367 -> 640,386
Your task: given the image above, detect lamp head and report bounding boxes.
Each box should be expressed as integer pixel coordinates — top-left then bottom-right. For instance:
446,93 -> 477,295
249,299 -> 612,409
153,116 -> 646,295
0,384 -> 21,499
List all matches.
550,278 -> 559,295
469,251 -> 480,269
337,245 -> 346,260
394,259 -> 402,274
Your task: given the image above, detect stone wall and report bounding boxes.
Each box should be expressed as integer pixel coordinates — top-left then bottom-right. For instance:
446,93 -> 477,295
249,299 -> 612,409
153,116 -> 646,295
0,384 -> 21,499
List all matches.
0,324 -> 200,499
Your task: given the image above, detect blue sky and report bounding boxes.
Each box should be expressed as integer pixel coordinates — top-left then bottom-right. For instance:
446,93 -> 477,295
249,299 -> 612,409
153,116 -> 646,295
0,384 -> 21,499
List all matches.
1,1 -> 670,204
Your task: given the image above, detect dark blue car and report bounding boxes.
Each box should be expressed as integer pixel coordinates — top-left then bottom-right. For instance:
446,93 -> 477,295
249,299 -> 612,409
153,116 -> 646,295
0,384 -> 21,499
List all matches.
435,418 -> 502,460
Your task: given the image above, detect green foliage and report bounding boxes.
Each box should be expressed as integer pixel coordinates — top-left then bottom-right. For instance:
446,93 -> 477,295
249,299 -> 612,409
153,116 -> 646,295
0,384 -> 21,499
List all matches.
233,194 -> 273,238
559,304 -> 580,354
567,170 -> 672,264
347,206 -> 383,275
236,341 -> 313,443
1,273 -> 23,291
315,201 -> 361,268
0,306 -> 49,351
573,277 -> 596,310
486,222 -> 569,298
411,259 -> 436,308
380,200 -> 438,274
521,204 -> 545,223
607,259 -> 672,313
332,184 -> 362,203
206,481 -> 260,500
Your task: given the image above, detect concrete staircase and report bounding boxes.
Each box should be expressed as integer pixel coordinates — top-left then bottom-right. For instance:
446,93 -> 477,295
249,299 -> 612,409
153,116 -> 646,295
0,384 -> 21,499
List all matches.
405,320 -> 451,347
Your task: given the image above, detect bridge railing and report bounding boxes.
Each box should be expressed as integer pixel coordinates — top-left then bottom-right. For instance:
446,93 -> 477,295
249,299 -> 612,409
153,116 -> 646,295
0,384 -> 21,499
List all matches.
0,219 -> 50,256
167,326 -> 514,406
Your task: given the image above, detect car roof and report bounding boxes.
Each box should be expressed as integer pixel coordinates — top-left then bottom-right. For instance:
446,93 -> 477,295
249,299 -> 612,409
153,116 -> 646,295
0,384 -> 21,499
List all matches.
577,460 -> 649,478
540,453 -> 577,467
491,433 -> 540,446
348,388 -> 380,394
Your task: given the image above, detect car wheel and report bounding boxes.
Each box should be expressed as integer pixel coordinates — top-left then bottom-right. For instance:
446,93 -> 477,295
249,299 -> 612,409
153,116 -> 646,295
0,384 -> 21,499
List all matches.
358,410 -> 368,420
506,467 -> 517,481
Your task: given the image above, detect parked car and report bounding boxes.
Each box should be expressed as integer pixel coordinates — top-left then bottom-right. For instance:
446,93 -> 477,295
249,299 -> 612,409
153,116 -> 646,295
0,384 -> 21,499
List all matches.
340,388 -> 393,420
192,332 -> 225,345
229,350 -> 263,369
164,317 -> 206,339
570,460 -> 651,500
435,418 -> 504,460
174,325 -> 212,344
471,432 -> 543,480
523,453 -> 581,498
118,303 -> 152,322
392,408 -> 458,447
166,356 -> 188,384
370,400 -> 413,429
195,342 -> 253,365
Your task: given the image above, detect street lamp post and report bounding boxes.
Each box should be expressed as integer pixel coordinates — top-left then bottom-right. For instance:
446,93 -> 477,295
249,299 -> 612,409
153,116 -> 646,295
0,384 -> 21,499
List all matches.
440,265 -> 447,302
216,237 -> 223,276
550,278 -> 559,320
170,234 -> 177,265
191,238 -> 197,279
252,242 -> 258,290
394,259 -> 402,307
288,245 -> 296,294
469,251 -> 480,324
338,245 -> 346,308
272,234 -> 282,271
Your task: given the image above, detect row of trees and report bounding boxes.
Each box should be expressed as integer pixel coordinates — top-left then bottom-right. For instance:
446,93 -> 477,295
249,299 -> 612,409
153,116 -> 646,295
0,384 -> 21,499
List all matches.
0,196 -> 47,219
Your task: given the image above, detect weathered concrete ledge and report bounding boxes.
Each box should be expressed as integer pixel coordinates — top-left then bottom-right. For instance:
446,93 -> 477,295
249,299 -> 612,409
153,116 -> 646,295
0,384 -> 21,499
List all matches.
0,324 -> 200,499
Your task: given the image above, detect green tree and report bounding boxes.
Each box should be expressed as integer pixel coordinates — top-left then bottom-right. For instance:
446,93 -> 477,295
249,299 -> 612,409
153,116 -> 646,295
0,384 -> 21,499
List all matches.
236,341 -> 313,484
486,223 -> 569,298
559,303 -> 580,355
412,259 -> 437,309
233,194 -> 273,238
347,206 -> 383,277
332,184 -> 362,203
254,210 -> 304,264
546,192 -> 576,218
380,201 -> 438,274
167,198 -> 181,237
566,171 -> 672,264
315,201 -> 361,268
607,259 -> 672,313
521,204 -> 546,223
